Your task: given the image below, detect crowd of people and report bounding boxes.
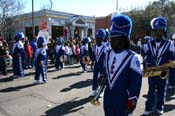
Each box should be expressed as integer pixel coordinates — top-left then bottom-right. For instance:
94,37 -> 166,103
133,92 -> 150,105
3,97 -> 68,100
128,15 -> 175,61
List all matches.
0,12 -> 175,116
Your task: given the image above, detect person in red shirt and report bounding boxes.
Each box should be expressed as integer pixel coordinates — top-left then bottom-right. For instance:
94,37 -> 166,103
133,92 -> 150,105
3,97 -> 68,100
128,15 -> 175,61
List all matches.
24,40 -> 33,69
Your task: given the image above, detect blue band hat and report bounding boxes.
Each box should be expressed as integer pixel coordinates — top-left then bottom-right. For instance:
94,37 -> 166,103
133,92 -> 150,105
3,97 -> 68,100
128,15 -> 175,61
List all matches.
83,37 -> 90,44
15,32 -> 25,40
172,33 -> 175,40
38,36 -> 47,45
95,29 -> 106,40
110,14 -> 132,39
57,37 -> 63,44
105,29 -> 109,40
144,36 -> 153,41
150,17 -> 167,31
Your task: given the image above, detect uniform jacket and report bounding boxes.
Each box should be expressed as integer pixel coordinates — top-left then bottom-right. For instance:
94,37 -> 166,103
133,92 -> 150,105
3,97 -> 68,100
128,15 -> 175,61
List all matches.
35,48 -> 47,67
92,44 -> 106,68
142,39 -> 174,66
104,50 -> 142,99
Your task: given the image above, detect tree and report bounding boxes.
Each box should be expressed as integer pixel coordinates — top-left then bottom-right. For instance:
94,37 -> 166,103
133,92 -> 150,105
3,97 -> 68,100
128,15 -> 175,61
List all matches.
127,0 -> 175,39
144,0 -> 175,32
41,0 -> 53,10
0,0 -> 24,37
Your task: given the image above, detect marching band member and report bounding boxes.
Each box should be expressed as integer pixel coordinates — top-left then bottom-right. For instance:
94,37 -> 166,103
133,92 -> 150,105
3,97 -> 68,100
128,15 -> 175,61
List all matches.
141,36 -> 153,64
34,36 -> 48,84
103,29 -> 111,50
168,34 -> 175,89
55,37 -> 65,70
80,37 -> 90,73
89,29 -> 107,97
88,37 -> 94,70
142,36 -> 153,51
142,17 -> 175,115
12,32 -> 26,78
30,36 -> 38,68
103,14 -> 142,116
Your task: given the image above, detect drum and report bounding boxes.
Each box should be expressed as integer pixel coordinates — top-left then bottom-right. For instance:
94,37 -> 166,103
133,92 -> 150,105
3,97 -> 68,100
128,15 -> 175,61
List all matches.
60,55 -> 67,63
4,55 -> 12,67
82,55 -> 91,65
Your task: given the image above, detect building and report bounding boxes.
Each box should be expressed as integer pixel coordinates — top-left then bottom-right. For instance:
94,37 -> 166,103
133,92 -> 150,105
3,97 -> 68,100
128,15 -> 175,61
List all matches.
13,9 -> 95,40
95,14 -> 111,32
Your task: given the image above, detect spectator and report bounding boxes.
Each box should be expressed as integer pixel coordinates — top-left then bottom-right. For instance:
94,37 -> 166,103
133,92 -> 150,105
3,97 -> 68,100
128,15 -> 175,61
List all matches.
24,40 -> 33,69
30,36 -> 38,68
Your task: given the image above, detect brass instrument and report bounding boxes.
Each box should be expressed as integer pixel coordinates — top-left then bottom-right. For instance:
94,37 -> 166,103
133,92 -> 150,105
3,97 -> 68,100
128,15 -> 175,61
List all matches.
82,55 -> 91,65
90,76 -> 105,106
60,55 -> 67,63
143,60 -> 175,79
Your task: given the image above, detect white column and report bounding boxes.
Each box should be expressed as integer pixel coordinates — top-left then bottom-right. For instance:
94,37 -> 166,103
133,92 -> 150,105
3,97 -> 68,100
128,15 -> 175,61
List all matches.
48,18 -> 52,36
70,26 -> 75,39
84,27 -> 88,37
81,29 -> 84,38
116,0 -> 119,11
92,27 -> 95,38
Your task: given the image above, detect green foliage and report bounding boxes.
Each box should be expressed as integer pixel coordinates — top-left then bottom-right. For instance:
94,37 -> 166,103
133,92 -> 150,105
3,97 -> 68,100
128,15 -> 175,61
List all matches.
128,0 -> 175,39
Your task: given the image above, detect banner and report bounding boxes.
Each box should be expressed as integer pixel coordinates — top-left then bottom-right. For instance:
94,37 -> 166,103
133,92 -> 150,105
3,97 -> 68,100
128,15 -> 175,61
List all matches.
37,19 -> 50,44
39,19 -> 48,30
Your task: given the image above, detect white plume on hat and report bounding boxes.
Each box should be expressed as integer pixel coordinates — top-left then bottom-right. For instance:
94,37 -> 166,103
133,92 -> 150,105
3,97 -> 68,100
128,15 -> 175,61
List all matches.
172,33 -> 175,40
111,11 -> 120,20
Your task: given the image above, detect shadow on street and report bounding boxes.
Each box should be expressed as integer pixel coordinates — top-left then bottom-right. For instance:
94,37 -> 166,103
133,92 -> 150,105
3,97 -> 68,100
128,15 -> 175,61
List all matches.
0,76 -> 13,82
141,90 -> 175,115
164,104 -> 175,113
0,83 -> 36,93
166,89 -> 175,101
64,65 -> 81,69
52,72 -> 82,80
45,97 -> 90,116
60,79 -> 92,92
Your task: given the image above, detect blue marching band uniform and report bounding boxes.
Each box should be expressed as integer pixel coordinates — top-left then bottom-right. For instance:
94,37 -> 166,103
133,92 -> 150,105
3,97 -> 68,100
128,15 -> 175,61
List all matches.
142,17 -> 175,115
168,38 -> 175,89
55,37 -> 65,70
141,36 -> 154,65
30,37 -> 38,68
102,29 -> 111,50
34,36 -> 48,84
103,14 -> 142,116
104,49 -> 142,116
8,15 -> 175,116
80,37 -> 90,72
90,28 -> 107,96
12,32 -> 26,78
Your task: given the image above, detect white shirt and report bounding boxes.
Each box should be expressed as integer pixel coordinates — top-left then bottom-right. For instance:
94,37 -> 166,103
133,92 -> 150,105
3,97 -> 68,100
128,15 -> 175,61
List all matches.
108,50 -> 128,79
108,50 -> 142,79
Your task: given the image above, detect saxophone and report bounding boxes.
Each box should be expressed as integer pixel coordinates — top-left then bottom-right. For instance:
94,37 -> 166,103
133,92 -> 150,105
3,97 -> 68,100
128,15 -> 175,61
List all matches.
90,76 -> 106,106
143,60 -> 175,79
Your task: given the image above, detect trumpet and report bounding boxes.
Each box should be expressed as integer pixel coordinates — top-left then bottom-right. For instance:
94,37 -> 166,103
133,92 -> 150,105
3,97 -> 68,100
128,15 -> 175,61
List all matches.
82,55 -> 91,65
143,60 -> 175,79
90,76 -> 105,106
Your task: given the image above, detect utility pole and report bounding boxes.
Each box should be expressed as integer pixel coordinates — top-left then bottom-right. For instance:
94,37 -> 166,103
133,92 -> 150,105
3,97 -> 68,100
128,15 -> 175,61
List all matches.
116,0 -> 119,11
32,0 -> 35,38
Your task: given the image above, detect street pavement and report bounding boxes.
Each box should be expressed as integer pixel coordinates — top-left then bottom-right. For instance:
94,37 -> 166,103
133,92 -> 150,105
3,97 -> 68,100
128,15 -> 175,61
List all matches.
0,63 -> 174,116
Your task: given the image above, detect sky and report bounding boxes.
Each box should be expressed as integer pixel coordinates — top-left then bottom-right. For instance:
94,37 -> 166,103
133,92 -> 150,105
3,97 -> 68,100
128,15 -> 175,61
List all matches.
22,0 -> 158,17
